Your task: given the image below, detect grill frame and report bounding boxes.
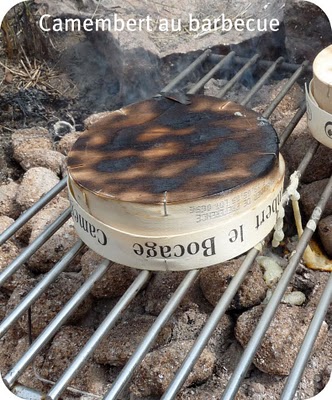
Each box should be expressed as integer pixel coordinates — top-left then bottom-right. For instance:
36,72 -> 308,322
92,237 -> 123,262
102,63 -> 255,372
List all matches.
0,49 -> 331,400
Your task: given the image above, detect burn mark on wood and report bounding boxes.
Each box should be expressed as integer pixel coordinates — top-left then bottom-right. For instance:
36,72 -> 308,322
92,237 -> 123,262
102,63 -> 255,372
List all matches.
159,92 -> 192,105
68,95 -> 279,204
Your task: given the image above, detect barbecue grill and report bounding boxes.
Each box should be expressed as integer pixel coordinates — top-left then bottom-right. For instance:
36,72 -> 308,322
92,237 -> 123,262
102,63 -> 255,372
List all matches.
1,49 -> 332,400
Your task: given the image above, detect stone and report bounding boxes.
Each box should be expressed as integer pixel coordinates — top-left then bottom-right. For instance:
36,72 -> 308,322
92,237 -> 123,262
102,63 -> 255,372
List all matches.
321,364 -> 332,390
171,309 -> 208,342
0,216 -> 33,293
19,149 -> 66,176
34,0 -> 284,107
144,271 -> 202,315
0,291 -> 8,321
200,257 -> 267,310
284,0 -> 332,63
248,382 -> 266,397
235,304 -> 328,375
80,250 -> 140,298
12,127 -> 53,163
40,326 -> 108,396
27,213 -> 80,273
16,167 -> 60,211
281,118 -> 332,184
300,179 -> 332,220
0,181 -> 20,219
171,308 -> 233,353
0,241 -> 20,283
94,314 -> 172,366
0,215 -> 15,233
305,272 -> 330,310
9,338 -> 46,393
15,195 -> 70,245
56,131 -> 82,155
35,0 -> 285,57
130,340 -> 215,397
0,327 -> 26,377
1,266 -> 33,295
6,272 -> 92,337
318,215 -> 332,258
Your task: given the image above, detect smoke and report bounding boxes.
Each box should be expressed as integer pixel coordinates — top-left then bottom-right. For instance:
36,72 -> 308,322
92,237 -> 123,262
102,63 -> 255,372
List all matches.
35,0 -> 332,118
58,26 -> 164,112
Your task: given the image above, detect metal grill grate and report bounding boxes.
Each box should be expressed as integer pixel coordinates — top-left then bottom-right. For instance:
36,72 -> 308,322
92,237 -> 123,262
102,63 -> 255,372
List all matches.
1,49 -> 332,400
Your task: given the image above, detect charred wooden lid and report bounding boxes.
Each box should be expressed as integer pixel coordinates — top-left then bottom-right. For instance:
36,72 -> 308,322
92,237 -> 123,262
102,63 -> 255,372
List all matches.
68,95 -> 279,204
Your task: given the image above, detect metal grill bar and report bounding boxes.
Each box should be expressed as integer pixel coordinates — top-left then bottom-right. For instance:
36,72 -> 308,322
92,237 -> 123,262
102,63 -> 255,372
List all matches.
279,101 -> 307,148
46,270 -> 151,400
281,273 -> 332,400
263,61 -> 309,119
161,248 -> 260,400
240,57 -> 284,106
187,51 -> 235,94
35,374 -> 102,399
12,384 -> 43,400
0,208 -> 71,286
4,259 -> 112,387
160,136 -> 318,399
297,141 -> 320,177
0,177 -> 67,246
209,53 -> 312,73
221,173 -> 332,400
0,240 -> 84,338
104,269 -> 200,400
216,53 -> 260,99
161,49 -> 211,93
0,49 -> 324,400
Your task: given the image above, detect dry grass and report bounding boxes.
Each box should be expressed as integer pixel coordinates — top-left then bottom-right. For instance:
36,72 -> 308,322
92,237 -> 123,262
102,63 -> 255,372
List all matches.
0,1 -> 74,96
0,54 -> 76,97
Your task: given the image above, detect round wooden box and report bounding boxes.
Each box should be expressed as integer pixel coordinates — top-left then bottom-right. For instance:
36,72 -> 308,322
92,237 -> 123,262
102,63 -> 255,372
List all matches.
312,45 -> 332,114
67,95 -> 285,271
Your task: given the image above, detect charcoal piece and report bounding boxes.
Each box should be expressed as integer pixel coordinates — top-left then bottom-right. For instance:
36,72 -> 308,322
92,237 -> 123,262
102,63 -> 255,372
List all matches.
200,257 -> 267,310
235,304 -> 328,375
